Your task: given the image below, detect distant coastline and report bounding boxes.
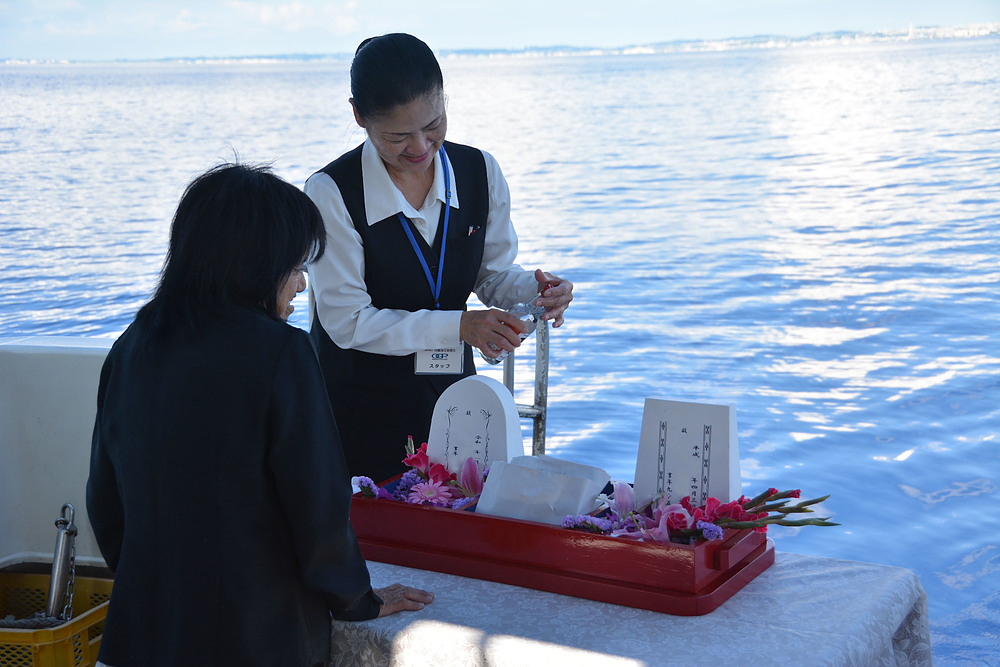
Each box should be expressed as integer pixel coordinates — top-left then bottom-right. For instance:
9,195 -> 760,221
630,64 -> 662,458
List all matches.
3,23 -> 998,66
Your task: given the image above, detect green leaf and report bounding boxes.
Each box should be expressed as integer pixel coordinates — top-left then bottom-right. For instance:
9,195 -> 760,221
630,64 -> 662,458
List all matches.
774,518 -> 840,527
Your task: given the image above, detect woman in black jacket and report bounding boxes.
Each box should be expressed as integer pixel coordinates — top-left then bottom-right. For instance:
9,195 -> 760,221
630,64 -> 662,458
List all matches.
87,163 -> 431,667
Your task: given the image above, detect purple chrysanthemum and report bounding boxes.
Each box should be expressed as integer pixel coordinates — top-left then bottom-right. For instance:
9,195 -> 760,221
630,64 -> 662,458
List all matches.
562,515 -> 614,534
352,476 -> 379,497
451,496 -> 477,510
696,520 -> 725,541
393,470 -> 421,501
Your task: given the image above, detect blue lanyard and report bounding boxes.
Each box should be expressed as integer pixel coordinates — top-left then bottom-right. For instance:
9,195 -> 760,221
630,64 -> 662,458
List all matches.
397,146 -> 451,310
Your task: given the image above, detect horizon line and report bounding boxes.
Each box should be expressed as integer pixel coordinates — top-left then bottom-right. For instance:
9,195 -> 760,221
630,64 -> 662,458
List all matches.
3,22 -> 998,66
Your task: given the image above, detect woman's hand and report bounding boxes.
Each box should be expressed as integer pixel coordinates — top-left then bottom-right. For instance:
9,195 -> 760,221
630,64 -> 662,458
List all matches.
534,269 -> 574,328
375,583 -> 434,617
460,308 -> 529,360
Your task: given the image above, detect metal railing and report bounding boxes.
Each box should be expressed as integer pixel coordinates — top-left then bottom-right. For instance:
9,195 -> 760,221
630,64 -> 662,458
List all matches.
503,320 -> 548,456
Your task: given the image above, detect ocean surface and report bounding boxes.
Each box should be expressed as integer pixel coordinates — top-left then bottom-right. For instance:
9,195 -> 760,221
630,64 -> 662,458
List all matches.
2,31 -> 999,664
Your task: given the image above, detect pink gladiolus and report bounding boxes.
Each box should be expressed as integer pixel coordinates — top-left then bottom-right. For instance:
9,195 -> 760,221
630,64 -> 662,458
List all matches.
716,501 -> 747,521
702,497 -> 720,522
402,441 -> 430,474
426,462 -> 455,485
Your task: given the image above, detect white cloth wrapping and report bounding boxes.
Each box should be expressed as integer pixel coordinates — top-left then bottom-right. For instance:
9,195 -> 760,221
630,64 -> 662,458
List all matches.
331,552 -> 933,667
475,455 -> 611,525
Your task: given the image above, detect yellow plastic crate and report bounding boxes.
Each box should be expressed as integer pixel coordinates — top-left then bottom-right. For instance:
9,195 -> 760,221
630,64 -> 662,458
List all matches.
0,572 -> 113,667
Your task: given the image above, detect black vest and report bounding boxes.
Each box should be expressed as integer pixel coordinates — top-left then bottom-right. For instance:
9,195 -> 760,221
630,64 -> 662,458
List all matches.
322,141 -> 488,316
309,141 -> 489,479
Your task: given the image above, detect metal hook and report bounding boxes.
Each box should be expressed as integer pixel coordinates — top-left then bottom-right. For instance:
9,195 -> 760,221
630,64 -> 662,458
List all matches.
55,503 -> 77,533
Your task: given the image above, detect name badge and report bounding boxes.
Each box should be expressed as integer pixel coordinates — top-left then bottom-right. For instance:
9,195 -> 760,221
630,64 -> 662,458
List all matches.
415,345 -> 464,375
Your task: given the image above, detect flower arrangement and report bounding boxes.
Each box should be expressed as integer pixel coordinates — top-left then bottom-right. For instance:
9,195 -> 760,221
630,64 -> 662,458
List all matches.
563,482 -> 838,544
353,439 -> 837,546
352,437 -> 486,510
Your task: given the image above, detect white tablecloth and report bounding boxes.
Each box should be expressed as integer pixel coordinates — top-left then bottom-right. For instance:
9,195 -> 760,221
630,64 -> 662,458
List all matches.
331,550 -> 932,667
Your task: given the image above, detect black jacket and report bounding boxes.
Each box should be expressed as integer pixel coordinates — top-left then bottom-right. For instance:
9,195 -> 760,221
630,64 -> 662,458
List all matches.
87,306 -> 380,667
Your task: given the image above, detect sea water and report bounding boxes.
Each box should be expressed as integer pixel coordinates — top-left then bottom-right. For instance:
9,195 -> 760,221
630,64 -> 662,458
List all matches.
2,34 -> 999,664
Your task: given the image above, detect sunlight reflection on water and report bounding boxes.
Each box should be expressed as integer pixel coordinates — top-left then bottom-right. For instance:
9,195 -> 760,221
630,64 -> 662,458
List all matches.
2,37 -> 999,663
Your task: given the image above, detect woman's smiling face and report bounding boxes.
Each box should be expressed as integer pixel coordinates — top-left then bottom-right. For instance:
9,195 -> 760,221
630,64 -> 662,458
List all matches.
355,90 -> 447,179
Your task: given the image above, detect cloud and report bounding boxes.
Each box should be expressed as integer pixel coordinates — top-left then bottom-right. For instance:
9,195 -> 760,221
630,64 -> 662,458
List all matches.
223,0 -> 359,35
164,8 -> 210,34
41,20 -> 99,37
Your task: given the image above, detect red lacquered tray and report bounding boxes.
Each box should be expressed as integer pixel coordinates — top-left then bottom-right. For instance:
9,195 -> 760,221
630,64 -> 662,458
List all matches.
350,480 -> 774,616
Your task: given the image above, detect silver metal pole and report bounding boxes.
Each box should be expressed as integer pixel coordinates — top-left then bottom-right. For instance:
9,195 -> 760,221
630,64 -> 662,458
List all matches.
46,504 -> 77,619
532,320 -> 549,455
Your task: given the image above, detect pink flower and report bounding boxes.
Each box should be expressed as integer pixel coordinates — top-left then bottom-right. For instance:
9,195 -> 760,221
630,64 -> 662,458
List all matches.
646,511 -> 669,542
407,481 -> 452,506
426,462 -> 455,485
666,512 -> 691,531
701,497 -> 721,522
457,457 -> 484,497
716,501 -> 748,521
654,501 -> 692,530
610,480 -> 637,520
402,440 -> 430,474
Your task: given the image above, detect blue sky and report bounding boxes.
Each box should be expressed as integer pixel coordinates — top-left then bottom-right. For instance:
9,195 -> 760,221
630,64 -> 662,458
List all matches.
2,0 -> 999,61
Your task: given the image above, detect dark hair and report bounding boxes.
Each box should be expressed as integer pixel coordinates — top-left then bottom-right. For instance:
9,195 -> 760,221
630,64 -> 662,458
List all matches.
140,163 -> 326,332
351,33 -> 443,121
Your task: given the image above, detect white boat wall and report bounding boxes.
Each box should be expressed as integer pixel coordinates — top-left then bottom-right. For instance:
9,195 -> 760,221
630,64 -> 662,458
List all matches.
0,336 -> 112,570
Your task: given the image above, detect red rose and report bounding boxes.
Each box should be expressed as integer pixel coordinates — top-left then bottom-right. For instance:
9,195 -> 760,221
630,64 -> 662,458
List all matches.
667,512 -> 690,531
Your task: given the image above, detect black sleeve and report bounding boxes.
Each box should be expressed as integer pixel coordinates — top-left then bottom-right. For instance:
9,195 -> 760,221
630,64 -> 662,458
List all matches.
86,353 -> 125,574
266,330 -> 382,621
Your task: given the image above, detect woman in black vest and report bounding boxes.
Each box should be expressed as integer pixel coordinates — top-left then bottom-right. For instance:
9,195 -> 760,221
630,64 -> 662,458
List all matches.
306,33 -> 574,483
87,164 -> 432,667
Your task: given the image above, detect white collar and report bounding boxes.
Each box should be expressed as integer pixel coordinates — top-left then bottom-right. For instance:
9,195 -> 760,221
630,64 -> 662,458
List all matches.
360,139 -> 460,226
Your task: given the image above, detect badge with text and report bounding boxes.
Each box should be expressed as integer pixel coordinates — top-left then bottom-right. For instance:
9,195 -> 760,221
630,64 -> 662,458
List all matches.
415,345 -> 464,375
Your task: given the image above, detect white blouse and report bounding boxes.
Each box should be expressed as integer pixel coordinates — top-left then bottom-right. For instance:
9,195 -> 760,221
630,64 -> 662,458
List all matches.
305,139 -> 538,356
